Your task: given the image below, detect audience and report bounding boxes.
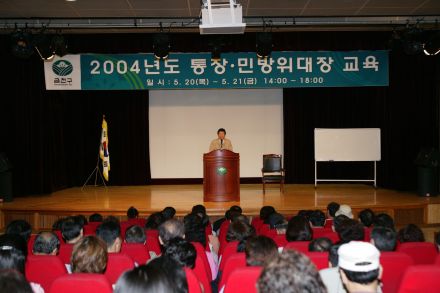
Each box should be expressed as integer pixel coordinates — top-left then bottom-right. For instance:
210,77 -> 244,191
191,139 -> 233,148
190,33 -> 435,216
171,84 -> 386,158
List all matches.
373,213 -> 395,231
89,213 -> 103,223
127,206 -> 139,220
32,231 -> 60,255
115,263 -> 184,293
286,215 -> 313,242
6,220 -> 32,243
338,241 -> 382,293
158,218 -> 185,247
397,224 -> 425,243
258,249 -> 327,293
162,206 -> 177,221
370,227 -> 397,252
125,225 -> 146,244
309,210 -> 326,228
358,209 -> 375,228
335,205 -> 353,219
260,206 -> 276,224
327,202 -> 340,220
244,236 -> 278,267
0,269 -> 33,293
267,212 -> 288,233
71,235 -> 108,274
145,212 -> 164,230
337,219 -> 365,244
96,220 -> 122,253
226,218 -> 256,252
319,244 -> 344,293
61,217 -> 84,245
309,237 -> 333,252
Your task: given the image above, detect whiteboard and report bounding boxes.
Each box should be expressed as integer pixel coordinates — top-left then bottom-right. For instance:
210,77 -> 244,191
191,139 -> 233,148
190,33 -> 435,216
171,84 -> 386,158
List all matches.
314,128 -> 381,161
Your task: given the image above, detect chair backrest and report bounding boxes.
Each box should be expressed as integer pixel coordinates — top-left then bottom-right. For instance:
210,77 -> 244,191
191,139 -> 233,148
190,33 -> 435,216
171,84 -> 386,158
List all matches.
120,242 -> 150,265
120,220 -> 144,239
218,221 -> 231,255
380,252 -> 414,293
58,243 -> 74,265
104,253 -> 135,285
192,242 -> 213,281
284,241 -> 311,254
191,249 -> 212,293
145,229 -> 162,255
272,234 -> 288,247
218,253 -> 246,290
185,267 -> 203,293
396,242 -> 438,265
262,154 -> 282,172
83,222 -> 100,236
224,266 -> 263,293
26,255 -> 67,292
49,273 -> 112,293
27,234 -> 38,255
251,217 -> 264,233
324,219 -> 333,229
436,254 -> 440,266
398,265 -> 440,293
219,241 -> 239,272
304,252 -> 329,270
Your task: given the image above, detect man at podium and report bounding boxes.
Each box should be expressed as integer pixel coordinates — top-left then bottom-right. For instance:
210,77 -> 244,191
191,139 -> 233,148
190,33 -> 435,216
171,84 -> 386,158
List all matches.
209,128 -> 233,151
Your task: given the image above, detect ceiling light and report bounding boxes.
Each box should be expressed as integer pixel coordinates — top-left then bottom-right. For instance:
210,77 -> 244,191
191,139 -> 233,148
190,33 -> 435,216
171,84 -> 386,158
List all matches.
153,33 -> 170,60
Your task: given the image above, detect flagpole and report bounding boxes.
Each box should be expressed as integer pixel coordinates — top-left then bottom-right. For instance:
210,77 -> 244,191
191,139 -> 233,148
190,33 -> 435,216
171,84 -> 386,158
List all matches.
82,116 -> 108,190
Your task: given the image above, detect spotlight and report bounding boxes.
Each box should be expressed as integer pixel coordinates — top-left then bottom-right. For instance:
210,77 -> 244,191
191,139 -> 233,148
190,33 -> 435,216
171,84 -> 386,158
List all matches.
423,31 -> 440,56
10,30 -> 34,59
153,33 -> 170,60
256,32 -> 272,58
52,34 -> 68,57
33,33 -> 55,61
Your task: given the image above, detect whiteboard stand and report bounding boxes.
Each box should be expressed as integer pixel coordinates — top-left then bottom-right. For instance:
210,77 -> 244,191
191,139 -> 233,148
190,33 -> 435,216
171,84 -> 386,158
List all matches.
314,160 -> 377,188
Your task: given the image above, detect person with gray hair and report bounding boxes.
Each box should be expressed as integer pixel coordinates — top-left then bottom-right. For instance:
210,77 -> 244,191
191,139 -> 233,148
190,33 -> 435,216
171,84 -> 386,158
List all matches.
158,218 -> 185,247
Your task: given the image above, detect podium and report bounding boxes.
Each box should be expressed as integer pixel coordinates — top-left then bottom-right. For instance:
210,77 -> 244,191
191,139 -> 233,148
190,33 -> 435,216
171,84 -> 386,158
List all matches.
203,150 -> 240,202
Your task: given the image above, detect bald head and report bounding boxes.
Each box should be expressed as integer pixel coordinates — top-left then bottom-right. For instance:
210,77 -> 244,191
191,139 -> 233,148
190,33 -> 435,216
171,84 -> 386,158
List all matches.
33,231 -> 60,255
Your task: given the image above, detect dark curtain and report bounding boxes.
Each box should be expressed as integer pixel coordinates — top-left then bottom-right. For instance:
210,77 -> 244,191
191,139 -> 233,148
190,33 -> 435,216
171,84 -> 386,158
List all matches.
283,51 -> 440,190
1,31 -> 439,195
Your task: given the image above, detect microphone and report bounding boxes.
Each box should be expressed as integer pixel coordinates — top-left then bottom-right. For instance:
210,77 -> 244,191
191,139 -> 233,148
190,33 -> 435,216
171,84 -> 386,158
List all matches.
220,139 -> 223,149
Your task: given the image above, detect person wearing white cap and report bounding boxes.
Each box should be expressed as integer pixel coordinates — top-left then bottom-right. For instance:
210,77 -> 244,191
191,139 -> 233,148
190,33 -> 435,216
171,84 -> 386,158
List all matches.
335,204 -> 354,219
338,241 -> 382,293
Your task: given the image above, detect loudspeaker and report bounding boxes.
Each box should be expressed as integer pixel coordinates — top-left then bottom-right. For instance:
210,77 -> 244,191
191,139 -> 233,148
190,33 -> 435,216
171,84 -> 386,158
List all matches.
414,148 -> 439,167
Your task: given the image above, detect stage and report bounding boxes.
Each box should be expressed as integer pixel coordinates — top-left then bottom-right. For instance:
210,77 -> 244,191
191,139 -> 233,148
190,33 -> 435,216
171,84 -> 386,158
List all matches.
1,184 -> 440,231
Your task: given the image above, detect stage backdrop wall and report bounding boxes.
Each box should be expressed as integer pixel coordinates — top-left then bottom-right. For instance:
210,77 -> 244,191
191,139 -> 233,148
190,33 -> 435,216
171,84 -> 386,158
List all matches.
149,89 -> 283,178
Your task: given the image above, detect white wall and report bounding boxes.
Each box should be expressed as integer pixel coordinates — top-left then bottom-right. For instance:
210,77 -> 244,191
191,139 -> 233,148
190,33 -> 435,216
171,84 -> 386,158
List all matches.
149,89 -> 283,178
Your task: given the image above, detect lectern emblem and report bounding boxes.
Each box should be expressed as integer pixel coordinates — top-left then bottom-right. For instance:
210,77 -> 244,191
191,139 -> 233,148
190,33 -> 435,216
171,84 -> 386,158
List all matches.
217,167 -> 227,175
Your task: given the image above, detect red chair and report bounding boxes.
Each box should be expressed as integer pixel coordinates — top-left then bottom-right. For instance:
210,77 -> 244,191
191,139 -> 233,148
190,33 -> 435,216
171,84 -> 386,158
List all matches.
258,224 -> 271,236
397,265 -> 440,293
364,227 -> 373,242
83,222 -> 100,235
120,220 -> 145,239
436,254 -> 440,266
224,266 -> 263,293
284,241 -> 310,254
191,249 -> 212,293
53,230 -> 63,242
26,255 -> 67,291
251,217 -> 264,233
121,242 -> 150,265
312,227 -> 333,239
380,252 -> 414,293
58,243 -> 74,265
185,267 -> 203,293
218,253 -> 246,290
192,242 -> 212,281
27,234 -> 38,254
219,241 -> 239,272
145,229 -> 162,255
104,253 -> 135,285
218,221 -> 231,255
49,273 -> 112,293
304,252 -> 329,270
324,218 -> 333,229
272,234 -> 288,247
396,242 -> 438,265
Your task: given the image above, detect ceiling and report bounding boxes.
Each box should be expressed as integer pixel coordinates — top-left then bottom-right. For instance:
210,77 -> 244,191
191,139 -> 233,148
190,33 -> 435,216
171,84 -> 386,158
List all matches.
1,0 -> 440,32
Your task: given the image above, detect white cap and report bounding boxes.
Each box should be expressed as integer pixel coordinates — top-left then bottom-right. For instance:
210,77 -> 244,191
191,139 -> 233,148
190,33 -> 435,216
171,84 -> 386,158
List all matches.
338,241 -> 380,272
335,204 -> 353,219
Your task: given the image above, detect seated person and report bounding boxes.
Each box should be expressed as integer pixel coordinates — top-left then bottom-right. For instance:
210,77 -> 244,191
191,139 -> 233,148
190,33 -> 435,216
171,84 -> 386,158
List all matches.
338,241 -> 382,293
309,210 -> 326,228
370,227 -> 397,252
286,216 -> 313,242
125,225 -> 146,244
309,237 -> 332,252
258,249 -> 327,293
6,220 -> 32,243
71,235 -> 108,274
245,236 -> 278,267
61,217 -> 84,245
358,209 -> 375,228
32,231 -> 60,256
89,213 -> 103,223
0,269 -> 33,293
96,221 -> 122,253
397,224 -> 425,243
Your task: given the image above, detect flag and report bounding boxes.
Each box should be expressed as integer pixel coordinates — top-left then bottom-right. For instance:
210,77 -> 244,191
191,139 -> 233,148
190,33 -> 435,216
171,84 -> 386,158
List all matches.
99,117 -> 110,181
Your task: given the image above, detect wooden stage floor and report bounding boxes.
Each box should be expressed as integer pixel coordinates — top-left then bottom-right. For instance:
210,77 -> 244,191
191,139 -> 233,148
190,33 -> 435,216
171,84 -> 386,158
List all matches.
1,184 -> 440,231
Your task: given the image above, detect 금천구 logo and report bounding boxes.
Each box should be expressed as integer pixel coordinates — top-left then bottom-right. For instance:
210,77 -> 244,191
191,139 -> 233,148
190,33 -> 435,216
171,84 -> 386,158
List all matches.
52,60 -> 73,76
